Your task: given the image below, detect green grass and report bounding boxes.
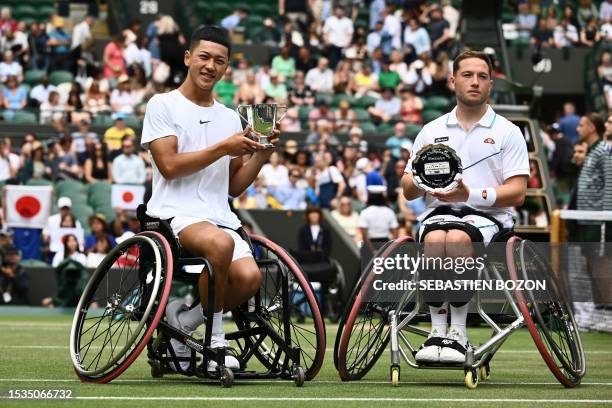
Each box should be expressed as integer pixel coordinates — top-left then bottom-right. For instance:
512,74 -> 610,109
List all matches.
0,314 -> 611,407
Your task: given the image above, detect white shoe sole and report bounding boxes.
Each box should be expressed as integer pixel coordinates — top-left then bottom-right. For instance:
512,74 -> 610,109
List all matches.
438,348 -> 465,364
207,355 -> 240,372
415,346 -> 440,363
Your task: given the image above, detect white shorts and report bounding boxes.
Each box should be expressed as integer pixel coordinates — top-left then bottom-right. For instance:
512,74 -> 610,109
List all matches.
418,214 -> 500,246
170,215 -> 253,262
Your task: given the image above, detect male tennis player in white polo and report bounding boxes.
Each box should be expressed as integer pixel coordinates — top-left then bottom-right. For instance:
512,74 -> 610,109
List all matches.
401,50 -> 529,364
141,26 -> 277,372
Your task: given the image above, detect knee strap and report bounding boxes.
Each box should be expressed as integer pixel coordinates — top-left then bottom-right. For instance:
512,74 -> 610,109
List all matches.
421,221 -> 484,243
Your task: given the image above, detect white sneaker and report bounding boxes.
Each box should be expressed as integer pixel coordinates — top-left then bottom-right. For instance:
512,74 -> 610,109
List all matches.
415,327 -> 446,363
439,327 -> 469,364
165,300 -> 192,371
207,334 -> 241,372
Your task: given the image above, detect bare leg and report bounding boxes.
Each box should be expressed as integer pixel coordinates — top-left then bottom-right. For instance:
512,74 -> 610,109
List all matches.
224,257 -> 262,311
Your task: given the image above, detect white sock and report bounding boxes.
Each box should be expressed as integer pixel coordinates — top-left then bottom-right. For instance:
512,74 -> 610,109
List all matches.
212,310 -> 224,336
450,303 -> 469,334
429,302 -> 448,335
178,303 -> 204,331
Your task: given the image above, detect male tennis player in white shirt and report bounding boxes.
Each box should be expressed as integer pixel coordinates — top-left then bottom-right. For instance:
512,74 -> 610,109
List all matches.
141,26 -> 277,372
401,50 -> 529,364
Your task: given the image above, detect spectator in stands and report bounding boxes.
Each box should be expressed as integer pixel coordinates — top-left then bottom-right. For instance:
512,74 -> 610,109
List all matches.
577,0 -> 598,28
544,5 -> 559,31
548,123 -> 576,207
563,5 -> 581,31
110,74 -> 140,115
390,49 -> 409,82
157,15 -> 185,86
307,118 -> 339,147
289,70 -> 315,106
220,5 -> 250,32
280,20 -> 305,49
379,58 -> 401,90
554,18 -> 579,48
421,4 -> 451,56
531,18 -> 555,50
323,5 -> 354,69
429,51 -> 451,96
0,226 -> 14,259
103,33 -> 127,84
255,18 -> 282,48
442,0 -> 460,38
334,99 -> 356,133
559,102 -> 581,144
515,2 -> 537,40
308,100 -> 335,130
51,136 -> 81,180
84,141 -> 112,183
367,20 -> 383,55
580,16 -> 601,47
0,7 -> 16,36
85,213 -> 115,252
605,112 -> 612,143
295,45 -> 315,73
2,75 -> 26,114
51,233 -> 86,268
84,80 -> 110,114
71,119 -> 98,165
29,74 -> 56,108
368,87 -> 401,124
272,45 -> 296,80
213,67 -> 237,106
349,62 -> 378,97
0,50 -> 22,82
315,152 -> 345,209
381,5 -> 402,53
305,57 -> 334,93
104,113 -> 135,152
19,141 -> 50,183
39,90 -> 65,125
48,17 -> 72,71
404,59 -> 432,96
359,185 -> 399,251
0,246 -> 28,305
27,22 -> 49,71
385,122 -> 411,158
0,137 -> 19,182
601,0 -> 612,22
42,197 -> 83,256
112,209 -> 140,237
260,151 -> 289,191
386,158 -> 407,204
66,90 -> 90,123
274,168 -> 307,210
298,207 -> 332,257
333,60 -> 353,94
109,135 -> 144,186
264,71 -> 288,103
72,15 -> 94,52
235,71 -> 265,105
369,0 -> 386,29
331,196 -> 360,242
85,234 -> 111,268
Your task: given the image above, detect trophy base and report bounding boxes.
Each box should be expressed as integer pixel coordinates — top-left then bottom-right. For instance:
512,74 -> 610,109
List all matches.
261,142 -> 275,149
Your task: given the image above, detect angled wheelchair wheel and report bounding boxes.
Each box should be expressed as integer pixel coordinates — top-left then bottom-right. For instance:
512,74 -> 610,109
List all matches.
336,236 -> 416,381
234,234 -> 326,381
506,236 -> 586,387
70,231 -> 173,383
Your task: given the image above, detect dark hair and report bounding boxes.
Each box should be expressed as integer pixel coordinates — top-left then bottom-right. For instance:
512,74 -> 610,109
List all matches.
366,190 -> 388,207
305,207 -> 322,225
453,50 -> 493,76
62,234 -> 79,257
585,112 -> 605,137
189,25 -> 231,56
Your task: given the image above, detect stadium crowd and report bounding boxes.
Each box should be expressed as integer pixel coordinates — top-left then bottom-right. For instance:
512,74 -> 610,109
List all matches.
0,1 -> 611,309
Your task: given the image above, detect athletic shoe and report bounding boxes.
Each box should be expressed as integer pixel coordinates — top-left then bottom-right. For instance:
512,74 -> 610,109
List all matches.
438,327 -> 469,364
207,333 -> 241,372
165,300 -> 192,372
415,327 -> 446,363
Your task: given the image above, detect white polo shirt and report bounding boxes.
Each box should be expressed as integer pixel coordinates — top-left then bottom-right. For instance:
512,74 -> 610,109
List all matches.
141,90 -> 242,229
405,105 -> 529,227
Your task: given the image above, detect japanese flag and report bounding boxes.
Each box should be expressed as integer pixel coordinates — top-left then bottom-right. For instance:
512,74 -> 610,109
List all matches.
112,184 -> 145,210
4,185 -> 53,229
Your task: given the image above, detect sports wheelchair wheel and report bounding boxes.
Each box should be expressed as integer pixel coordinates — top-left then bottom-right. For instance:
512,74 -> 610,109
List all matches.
70,231 -> 173,383
336,236 -> 416,381
506,236 -> 586,387
233,234 -> 326,381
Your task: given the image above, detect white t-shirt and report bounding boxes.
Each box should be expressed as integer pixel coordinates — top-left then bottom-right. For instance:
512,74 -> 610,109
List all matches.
305,67 -> 334,93
405,105 -> 529,227
316,165 -> 343,187
141,89 -> 242,229
0,153 -> 20,181
30,84 -> 57,104
358,205 -> 399,238
323,15 -> 354,48
0,62 -> 22,82
260,163 -> 289,188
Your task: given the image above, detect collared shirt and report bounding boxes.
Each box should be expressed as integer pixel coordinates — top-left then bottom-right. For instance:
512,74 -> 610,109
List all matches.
274,182 -> 306,210
576,140 -> 612,217
405,105 -> 529,227
112,154 -> 146,185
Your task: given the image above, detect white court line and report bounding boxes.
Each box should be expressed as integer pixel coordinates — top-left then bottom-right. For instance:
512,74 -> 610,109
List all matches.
0,378 -> 611,386
0,396 -> 607,403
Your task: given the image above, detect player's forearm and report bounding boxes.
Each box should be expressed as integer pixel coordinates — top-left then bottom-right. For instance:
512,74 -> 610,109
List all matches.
228,153 -> 267,197
156,144 -> 226,180
487,177 -> 527,207
401,173 -> 425,200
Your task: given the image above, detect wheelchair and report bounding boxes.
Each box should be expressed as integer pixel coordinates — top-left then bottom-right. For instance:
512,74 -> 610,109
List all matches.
334,226 -> 586,389
69,205 -> 326,387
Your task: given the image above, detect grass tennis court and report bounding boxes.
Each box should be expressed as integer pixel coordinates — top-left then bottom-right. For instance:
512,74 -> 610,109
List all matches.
0,312 -> 611,407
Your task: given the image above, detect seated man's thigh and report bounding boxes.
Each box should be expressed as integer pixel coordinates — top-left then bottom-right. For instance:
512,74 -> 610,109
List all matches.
178,221 -> 235,265
460,215 -> 499,246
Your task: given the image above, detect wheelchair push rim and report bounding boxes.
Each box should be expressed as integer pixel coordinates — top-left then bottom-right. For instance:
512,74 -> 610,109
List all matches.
236,234 -> 326,381
70,231 -> 173,383
337,236 -> 415,381
506,236 -> 586,387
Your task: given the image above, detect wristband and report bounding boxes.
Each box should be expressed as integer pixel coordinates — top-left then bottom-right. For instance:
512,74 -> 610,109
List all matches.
467,187 -> 497,207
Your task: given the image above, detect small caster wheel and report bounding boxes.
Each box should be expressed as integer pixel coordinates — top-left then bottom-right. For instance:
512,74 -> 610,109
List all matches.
465,369 -> 479,389
149,360 -> 163,378
391,366 -> 400,387
293,366 -> 306,387
220,367 -> 234,388
479,364 -> 490,381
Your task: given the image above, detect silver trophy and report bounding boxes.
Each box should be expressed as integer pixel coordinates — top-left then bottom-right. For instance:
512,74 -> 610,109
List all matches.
236,104 -> 288,148
411,144 -> 462,193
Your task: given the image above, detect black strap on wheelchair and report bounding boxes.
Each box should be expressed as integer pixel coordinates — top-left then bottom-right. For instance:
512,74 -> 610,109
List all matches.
419,337 -> 467,354
422,205 -> 504,231
421,220 -> 484,243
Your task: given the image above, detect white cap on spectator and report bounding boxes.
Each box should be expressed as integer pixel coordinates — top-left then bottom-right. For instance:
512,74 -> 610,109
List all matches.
57,197 -> 72,209
349,127 -> 363,136
413,60 -> 425,69
367,185 -> 387,194
356,157 -> 370,171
